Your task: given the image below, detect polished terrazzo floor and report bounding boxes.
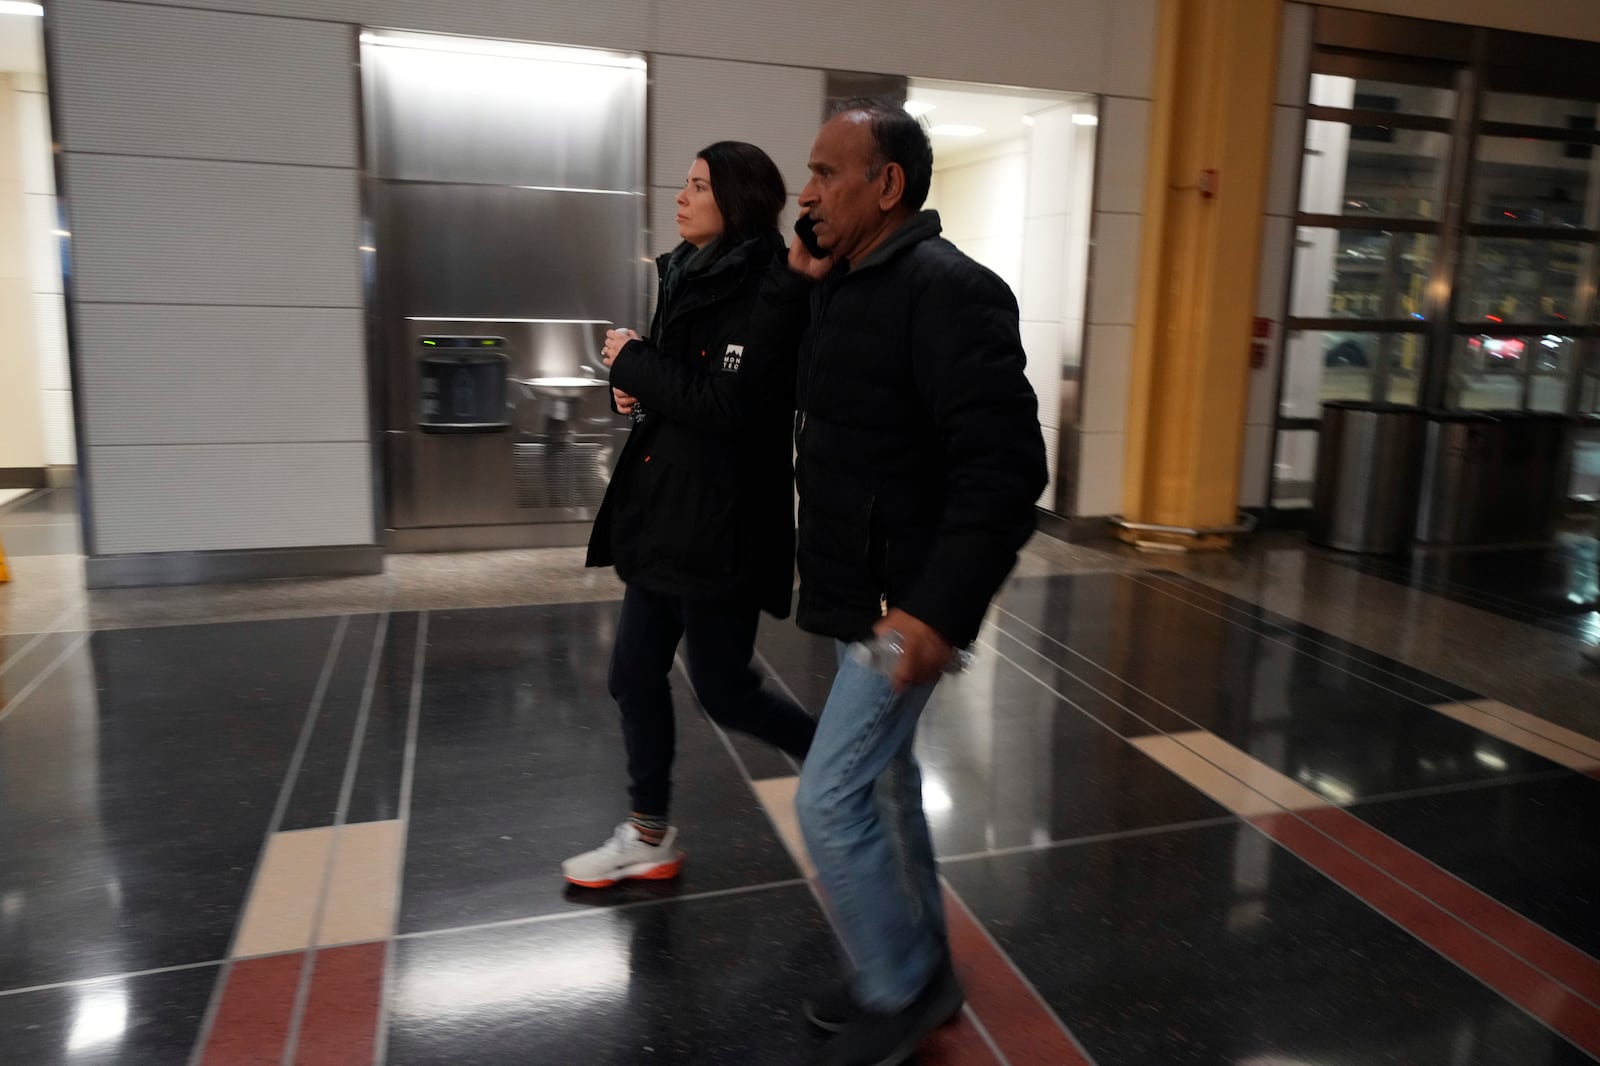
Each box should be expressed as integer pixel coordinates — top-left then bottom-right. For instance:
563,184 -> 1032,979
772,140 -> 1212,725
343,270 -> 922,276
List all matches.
2,490 -> 1599,1064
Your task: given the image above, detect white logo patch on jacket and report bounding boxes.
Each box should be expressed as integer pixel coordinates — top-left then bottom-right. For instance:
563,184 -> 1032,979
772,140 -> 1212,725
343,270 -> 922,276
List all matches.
722,344 -> 744,373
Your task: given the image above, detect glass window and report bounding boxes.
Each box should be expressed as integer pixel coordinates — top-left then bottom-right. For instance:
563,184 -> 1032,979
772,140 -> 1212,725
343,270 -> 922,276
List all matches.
1384,334 -> 1427,405
1572,424 -> 1600,498
1310,74 -> 1456,118
1482,91 -> 1599,129
1471,137 -> 1592,227
1459,238 -> 1586,324
1281,328 -> 1417,410
1300,121 -> 1449,219
1448,333 -> 1579,411
1291,229 -> 1435,319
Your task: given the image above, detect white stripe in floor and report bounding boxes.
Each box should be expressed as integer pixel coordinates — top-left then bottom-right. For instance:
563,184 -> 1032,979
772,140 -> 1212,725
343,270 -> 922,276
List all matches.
1431,699 -> 1600,775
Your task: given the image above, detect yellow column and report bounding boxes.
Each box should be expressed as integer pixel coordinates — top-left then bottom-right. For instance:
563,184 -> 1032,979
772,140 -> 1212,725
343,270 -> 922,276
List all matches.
1119,0 -> 1283,551
0,534 -> 8,584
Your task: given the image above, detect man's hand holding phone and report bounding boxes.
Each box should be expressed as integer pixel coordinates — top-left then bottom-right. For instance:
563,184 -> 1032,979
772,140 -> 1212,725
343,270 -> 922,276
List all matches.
789,213 -> 832,281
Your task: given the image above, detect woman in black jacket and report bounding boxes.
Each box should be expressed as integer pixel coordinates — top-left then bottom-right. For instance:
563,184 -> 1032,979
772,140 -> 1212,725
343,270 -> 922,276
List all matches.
564,142 -> 815,888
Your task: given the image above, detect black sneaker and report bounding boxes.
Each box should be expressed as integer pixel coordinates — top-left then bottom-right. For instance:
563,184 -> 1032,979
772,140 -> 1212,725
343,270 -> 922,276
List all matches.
810,966 -> 965,1066
804,980 -> 860,1033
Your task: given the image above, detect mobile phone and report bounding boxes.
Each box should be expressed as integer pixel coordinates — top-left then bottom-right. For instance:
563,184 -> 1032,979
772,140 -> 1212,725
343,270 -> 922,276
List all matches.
795,214 -> 828,259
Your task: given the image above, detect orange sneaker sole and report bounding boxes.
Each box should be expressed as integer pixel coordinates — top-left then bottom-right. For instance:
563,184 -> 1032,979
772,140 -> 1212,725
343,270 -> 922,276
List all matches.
565,855 -> 684,890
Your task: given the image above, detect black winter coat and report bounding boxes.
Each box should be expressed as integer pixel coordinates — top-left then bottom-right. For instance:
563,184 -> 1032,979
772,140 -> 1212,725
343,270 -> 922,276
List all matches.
586,232 -> 799,618
788,211 -> 1047,646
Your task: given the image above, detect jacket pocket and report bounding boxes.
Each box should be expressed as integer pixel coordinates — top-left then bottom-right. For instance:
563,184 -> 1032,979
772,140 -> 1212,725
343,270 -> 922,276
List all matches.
636,454 -> 739,576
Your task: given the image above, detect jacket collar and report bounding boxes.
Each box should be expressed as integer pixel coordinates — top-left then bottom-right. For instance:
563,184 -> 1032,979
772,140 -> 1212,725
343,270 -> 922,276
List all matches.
655,230 -> 784,284
836,210 -> 943,277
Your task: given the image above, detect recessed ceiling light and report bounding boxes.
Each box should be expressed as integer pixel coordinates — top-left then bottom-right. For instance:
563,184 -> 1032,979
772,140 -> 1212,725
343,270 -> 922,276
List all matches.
929,124 -> 985,137
0,2 -> 45,15
904,100 -> 936,118
1021,116 -> 1036,127
1072,113 -> 1099,126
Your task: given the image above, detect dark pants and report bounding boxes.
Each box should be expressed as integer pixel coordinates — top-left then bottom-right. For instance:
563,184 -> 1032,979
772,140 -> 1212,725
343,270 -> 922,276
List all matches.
609,583 -> 816,816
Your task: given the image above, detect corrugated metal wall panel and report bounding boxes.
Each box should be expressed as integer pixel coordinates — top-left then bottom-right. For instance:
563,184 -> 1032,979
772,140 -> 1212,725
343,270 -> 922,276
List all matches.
51,0 -> 358,166
649,56 -> 823,195
65,154 -> 362,306
76,306 -> 368,446
89,442 -> 374,553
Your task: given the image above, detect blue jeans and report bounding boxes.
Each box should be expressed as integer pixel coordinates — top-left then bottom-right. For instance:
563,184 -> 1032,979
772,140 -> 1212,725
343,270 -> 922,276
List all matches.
795,642 -> 948,1012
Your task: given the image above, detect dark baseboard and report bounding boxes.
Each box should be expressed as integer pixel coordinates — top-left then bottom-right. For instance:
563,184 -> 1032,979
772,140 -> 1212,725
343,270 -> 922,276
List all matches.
0,468 -> 47,489
1033,509 -> 1119,544
85,544 -> 385,589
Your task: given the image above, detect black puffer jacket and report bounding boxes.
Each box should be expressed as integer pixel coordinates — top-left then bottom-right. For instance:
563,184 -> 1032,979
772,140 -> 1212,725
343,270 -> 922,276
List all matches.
586,231 -> 799,618
790,210 -> 1047,646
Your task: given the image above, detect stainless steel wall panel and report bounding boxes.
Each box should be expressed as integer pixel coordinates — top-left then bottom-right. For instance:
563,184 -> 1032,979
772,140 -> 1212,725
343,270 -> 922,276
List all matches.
365,43 -> 644,189
648,56 -> 823,195
75,307 -> 368,445
376,183 -> 641,320
50,0 -> 357,166
88,442 -> 374,554
65,154 -> 362,306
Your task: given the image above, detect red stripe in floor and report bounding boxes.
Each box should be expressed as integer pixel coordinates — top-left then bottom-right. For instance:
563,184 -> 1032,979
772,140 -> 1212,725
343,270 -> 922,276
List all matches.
1301,806 -> 1600,1007
291,941 -> 388,1066
943,885 -> 1094,1066
1254,811 -> 1600,1059
198,952 -> 307,1066
916,1008 -> 1004,1066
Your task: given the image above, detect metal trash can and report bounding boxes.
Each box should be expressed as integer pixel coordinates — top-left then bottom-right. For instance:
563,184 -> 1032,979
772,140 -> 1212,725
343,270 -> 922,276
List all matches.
1416,410 -> 1570,546
1309,401 -> 1427,554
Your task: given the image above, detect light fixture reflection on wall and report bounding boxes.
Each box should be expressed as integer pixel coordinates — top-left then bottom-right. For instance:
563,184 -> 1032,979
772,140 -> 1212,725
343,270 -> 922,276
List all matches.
904,100 -> 937,117
929,124 -> 984,138
1072,113 -> 1099,127
0,2 -> 44,16
358,30 -> 645,69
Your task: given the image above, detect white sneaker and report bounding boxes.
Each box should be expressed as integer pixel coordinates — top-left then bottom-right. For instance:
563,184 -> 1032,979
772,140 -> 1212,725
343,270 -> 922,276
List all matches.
562,822 -> 684,888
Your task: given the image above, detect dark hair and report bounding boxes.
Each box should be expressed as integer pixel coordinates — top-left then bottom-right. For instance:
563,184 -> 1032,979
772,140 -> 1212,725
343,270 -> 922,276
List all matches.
696,141 -> 787,251
829,97 -> 934,212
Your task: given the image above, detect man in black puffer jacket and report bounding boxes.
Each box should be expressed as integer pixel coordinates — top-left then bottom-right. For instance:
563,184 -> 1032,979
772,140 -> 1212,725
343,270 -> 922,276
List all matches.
783,102 -> 1047,1066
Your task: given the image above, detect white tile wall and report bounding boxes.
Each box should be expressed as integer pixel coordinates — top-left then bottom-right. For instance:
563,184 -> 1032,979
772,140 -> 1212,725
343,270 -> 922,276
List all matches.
17,91 -> 53,197
1039,424 -> 1060,508
649,56 -> 824,196
52,0 -> 357,166
1103,0 -> 1159,99
67,155 -> 362,306
1076,431 -> 1126,515
1020,320 -> 1061,431
76,307 -> 369,446
1087,211 -> 1143,326
42,390 -> 77,467
89,442 -> 374,554
1025,108 -> 1077,218
1081,324 -> 1133,434
1264,105 -> 1305,218
1276,4 -> 1314,107
22,194 -> 59,295
32,293 -> 70,393
1095,98 -> 1152,215
1236,423 -> 1274,509
1020,215 -> 1068,323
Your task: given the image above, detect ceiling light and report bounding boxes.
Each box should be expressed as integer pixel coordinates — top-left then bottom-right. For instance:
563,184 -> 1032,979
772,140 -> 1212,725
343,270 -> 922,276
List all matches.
1021,116 -> 1036,127
903,100 -> 936,118
1072,113 -> 1099,126
929,124 -> 984,138
0,2 -> 45,15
